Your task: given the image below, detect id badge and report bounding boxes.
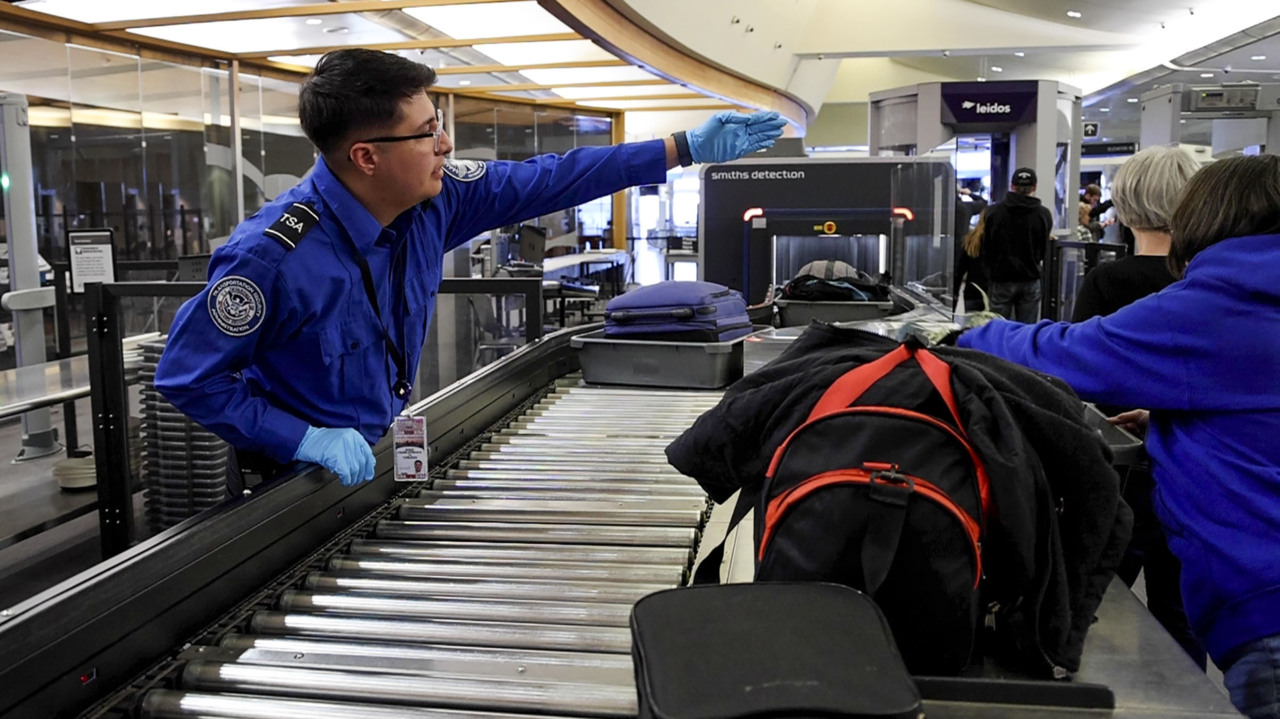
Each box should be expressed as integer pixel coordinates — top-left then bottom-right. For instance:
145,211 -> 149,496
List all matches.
393,415 -> 428,482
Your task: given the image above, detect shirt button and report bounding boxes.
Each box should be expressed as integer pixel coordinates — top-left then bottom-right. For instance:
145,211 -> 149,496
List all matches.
350,341 -> 359,350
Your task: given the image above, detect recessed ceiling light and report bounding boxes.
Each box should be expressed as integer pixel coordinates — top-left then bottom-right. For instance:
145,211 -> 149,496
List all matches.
976,77 -> 987,82
1014,51 -> 1025,57
1252,55 -> 1267,61
1066,10 -> 1082,18
305,18 -> 322,25
458,80 -> 471,85
1100,107 -> 1111,112
991,66 -> 1003,72
1200,72 -> 1214,78
323,26 -> 349,34
1127,98 -> 1139,103
1180,119 -> 1187,123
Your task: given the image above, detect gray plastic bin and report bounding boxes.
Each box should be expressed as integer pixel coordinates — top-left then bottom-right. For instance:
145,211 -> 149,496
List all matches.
570,330 -> 747,389
775,299 -> 895,327
1084,403 -> 1145,465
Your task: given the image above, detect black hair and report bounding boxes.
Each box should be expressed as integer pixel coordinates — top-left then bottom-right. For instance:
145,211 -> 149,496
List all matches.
298,49 -> 437,156
1169,154 -> 1280,277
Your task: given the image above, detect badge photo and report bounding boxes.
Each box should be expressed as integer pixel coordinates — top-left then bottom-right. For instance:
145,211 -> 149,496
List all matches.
208,276 -> 266,336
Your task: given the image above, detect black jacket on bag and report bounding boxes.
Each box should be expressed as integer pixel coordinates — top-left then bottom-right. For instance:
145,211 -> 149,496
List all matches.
666,324 -> 1132,677
981,192 -> 1053,282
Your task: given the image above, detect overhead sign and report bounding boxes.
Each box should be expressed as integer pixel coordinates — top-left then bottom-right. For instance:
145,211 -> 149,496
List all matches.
68,229 -> 117,294
1083,122 -> 1100,138
941,81 -> 1039,127
1082,142 -> 1137,157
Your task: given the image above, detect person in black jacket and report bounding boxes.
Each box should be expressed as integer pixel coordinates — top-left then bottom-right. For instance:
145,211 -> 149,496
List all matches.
980,167 -> 1053,322
1069,145 -> 1206,670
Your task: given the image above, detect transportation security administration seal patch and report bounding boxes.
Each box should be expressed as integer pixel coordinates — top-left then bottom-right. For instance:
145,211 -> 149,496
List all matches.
443,159 -> 487,182
208,276 -> 266,337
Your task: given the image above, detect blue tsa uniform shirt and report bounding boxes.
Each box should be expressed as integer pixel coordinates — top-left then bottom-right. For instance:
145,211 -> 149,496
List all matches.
156,140 -> 668,464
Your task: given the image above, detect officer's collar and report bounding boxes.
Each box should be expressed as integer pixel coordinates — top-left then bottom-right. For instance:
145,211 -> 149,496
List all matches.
311,155 -> 394,253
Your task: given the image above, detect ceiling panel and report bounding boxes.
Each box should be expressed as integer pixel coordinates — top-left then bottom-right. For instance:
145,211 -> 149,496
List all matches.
578,98 -> 736,110
401,1 -> 572,40
13,0 -> 303,24
519,66 -> 657,86
129,14 -> 409,54
471,39 -> 615,66
551,84 -> 689,99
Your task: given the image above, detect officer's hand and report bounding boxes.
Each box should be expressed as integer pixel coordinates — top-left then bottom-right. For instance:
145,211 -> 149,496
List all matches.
294,426 -> 376,486
687,111 -> 787,164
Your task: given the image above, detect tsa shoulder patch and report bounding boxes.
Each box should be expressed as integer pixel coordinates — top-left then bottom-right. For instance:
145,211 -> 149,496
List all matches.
263,201 -> 320,250
443,159 -> 487,183
208,276 -> 267,337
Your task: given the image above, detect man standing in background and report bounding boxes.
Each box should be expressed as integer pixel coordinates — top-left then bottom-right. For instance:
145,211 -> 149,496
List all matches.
979,167 -> 1053,322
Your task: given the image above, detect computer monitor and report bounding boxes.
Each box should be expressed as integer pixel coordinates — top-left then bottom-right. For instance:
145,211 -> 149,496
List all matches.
516,224 -> 547,265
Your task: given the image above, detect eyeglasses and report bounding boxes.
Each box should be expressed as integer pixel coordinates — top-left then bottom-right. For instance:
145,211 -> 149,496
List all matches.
356,109 -> 445,153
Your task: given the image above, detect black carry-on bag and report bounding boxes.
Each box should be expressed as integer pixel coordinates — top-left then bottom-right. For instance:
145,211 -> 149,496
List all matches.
630,583 -> 922,719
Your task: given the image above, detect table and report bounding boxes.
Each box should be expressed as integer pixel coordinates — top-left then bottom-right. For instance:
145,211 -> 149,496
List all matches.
542,250 -> 627,296
0,357 -> 91,422
921,578 -> 1240,717
662,249 -> 700,281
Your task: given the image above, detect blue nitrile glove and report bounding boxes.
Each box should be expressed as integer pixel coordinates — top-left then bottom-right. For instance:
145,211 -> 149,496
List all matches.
293,426 -> 376,487
686,111 -> 787,164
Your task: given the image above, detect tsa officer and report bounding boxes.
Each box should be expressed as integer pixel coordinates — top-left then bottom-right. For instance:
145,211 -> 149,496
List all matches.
154,48 -> 786,491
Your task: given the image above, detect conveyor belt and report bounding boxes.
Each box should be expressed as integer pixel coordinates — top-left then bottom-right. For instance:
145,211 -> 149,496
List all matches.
139,384 -> 719,719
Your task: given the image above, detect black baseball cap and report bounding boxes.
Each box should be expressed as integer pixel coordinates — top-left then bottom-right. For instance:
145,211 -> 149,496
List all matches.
1012,167 -> 1037,186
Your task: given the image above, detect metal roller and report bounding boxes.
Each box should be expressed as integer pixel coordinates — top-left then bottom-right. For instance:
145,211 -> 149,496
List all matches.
179,661 -> 637,717
468,449 -> 674,463
420,489 -> 703,503
348,539 -> 692,566
445,468 -> 697,483
249,612 -> 633,653
214,636 -> 634,684
141,690 -> 577,719
454,460 -> 688,475
414,488 -> 706,506
474,444 -> 675,459
327,557 -> 684,585
374,519 -> 697,546
512,417 -> 699,431
397,500 -> 705,528
487,435 -> 675,448
304,573 -> 666,604
277,590 -> 632,627
430,479 -> 707,497
490,431 -> 679,445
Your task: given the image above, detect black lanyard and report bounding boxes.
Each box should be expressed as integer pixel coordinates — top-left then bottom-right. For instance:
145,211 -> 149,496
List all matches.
347,238 -> 413,400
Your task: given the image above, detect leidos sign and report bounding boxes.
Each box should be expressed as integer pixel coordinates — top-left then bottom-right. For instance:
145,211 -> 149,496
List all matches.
942,81 -> 1038,126
960,100 -> 1013,114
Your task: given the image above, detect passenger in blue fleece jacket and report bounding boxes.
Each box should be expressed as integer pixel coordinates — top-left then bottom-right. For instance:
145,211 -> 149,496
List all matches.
957,155 -> 1280,719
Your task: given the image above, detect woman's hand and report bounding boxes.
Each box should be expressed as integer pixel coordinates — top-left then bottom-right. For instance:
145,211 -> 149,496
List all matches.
1109,409 -> 1149,435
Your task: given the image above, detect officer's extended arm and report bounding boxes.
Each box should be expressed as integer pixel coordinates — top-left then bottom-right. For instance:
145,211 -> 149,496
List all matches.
442,111 -> 786,248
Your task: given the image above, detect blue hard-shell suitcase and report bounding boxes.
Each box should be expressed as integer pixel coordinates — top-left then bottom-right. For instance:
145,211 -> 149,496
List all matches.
604,281 -> 752,342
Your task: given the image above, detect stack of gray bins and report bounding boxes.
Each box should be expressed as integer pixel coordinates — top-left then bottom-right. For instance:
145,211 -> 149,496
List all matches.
139,339 -> 229,532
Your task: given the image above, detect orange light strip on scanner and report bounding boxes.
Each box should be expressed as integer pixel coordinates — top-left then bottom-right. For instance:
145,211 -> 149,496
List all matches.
892,207 -> 915,221
743,207 -> 764,222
